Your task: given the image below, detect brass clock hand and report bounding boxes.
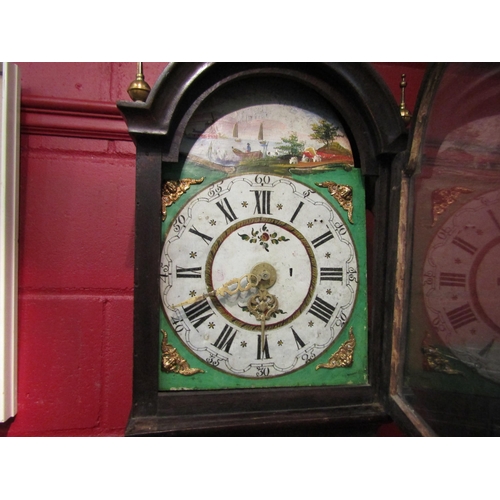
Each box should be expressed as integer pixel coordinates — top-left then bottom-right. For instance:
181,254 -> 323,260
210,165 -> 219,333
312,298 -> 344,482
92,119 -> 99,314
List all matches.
173,273 -> 260,308
247,263 -> 279,355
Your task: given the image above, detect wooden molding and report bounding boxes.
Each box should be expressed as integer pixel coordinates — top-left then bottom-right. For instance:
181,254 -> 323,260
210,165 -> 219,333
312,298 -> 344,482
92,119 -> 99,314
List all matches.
1,63 -> 20,422
21,95 -> 132,141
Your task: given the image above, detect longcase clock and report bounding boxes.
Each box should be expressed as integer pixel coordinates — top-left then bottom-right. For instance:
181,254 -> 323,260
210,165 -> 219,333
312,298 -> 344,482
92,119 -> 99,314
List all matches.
118,63 -> 406,436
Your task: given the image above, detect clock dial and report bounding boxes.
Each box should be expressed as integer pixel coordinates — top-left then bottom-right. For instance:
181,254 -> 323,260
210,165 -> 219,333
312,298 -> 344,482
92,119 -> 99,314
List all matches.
423,188 -> 500,383
160,174 -> 359,378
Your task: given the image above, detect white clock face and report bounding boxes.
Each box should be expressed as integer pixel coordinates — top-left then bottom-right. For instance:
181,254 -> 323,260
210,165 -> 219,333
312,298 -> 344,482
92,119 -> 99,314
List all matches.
423,188 -> 500,383
160,174 -> 358,378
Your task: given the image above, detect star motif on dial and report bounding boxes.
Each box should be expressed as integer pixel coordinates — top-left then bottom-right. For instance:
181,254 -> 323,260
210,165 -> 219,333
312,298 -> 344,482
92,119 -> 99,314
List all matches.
161,173 -> 361,380
476,229 -> 483,235
454,258 -> 462,264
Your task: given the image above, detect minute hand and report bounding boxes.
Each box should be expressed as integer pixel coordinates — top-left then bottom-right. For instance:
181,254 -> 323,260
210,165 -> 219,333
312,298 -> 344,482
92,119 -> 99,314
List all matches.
172,273 -> 259,308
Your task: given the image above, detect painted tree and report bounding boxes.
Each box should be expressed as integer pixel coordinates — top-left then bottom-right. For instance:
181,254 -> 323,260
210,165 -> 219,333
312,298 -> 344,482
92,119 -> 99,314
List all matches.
310,120 -> 344,148
275,132 -> 305,157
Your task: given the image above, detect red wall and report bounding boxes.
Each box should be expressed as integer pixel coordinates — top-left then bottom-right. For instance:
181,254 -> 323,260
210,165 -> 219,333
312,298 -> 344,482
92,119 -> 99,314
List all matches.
0,62 -> 426,436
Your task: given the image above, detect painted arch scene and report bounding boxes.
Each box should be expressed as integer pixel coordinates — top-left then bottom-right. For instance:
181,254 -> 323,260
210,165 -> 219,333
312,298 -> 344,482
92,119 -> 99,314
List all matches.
181,103 -> 354,174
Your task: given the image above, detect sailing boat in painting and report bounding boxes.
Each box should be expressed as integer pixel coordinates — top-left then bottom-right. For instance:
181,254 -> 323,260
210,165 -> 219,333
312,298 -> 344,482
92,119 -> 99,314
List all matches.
233,123 -> 241,142
258,122 -> 269,156
258,123 -> 266,144
183,104 -> 354,171
231,146 -> 263,160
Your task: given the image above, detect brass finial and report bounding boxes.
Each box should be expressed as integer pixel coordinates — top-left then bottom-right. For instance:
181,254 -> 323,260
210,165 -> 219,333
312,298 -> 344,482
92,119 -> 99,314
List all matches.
399,73 -> 412,125
127,62 -> 151,102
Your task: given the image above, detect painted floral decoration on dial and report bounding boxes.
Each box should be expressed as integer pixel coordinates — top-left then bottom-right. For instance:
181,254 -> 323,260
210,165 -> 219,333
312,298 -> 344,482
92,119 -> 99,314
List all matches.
238,223 -> 290,252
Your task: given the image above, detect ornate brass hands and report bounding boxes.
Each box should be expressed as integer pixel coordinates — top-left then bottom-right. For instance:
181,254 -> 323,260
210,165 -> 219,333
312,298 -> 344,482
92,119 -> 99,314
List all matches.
172,263 -> 279,353
247,263 -> 279,355
173,273 -> 260,308
173,262 -> 279,356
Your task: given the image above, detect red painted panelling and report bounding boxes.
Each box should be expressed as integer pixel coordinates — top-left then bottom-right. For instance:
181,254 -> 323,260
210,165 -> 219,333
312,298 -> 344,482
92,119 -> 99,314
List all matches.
15,62 -> 169,103
16,63 -> 114,101
10,296 -> 103,436
18,149 -> 135,291
99,297 -> 133,431
21,96 -> 131,141
27,134 -> 111,153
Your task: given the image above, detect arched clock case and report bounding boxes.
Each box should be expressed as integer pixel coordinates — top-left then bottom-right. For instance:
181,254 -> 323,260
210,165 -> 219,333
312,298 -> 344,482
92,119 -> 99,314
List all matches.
117,62 -> 408,436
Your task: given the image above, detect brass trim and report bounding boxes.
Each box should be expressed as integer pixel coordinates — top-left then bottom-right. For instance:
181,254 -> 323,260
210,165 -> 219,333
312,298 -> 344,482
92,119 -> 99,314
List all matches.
422,333 -> 462,375
316,327 -> 355,370
399,74 -> 412,125
161,330 -> 204,376
161,178 -> 204,221
431,187 -> 473,226
127,63 -> 151,102
316,181 -> 354,223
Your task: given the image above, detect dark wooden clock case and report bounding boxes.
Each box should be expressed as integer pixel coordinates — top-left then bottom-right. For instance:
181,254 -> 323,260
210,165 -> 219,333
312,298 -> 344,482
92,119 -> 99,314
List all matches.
117,62 -> 408,436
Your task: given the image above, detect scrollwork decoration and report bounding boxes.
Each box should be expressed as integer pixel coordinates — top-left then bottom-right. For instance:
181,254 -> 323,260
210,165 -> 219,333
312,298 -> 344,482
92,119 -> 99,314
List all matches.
316,181 -> 354,223
316,327 -> 355,370
161,178 -> 204,221
431,187 -> 472,226
422,333 -> 462,375
161,330 -> 204,376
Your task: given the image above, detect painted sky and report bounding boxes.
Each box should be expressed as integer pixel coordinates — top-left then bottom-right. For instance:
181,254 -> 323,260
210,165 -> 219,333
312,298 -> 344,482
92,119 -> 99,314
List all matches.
184,103 -> 352,165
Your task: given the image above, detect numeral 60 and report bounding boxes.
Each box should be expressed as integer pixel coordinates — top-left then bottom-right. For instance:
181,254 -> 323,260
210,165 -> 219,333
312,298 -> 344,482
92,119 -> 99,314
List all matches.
255,174 -> 271,185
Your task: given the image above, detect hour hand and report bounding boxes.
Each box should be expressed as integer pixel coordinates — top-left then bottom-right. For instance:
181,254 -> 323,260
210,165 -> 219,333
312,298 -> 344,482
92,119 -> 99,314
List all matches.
247,263 -> 279,355
172,273 -> 260,308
